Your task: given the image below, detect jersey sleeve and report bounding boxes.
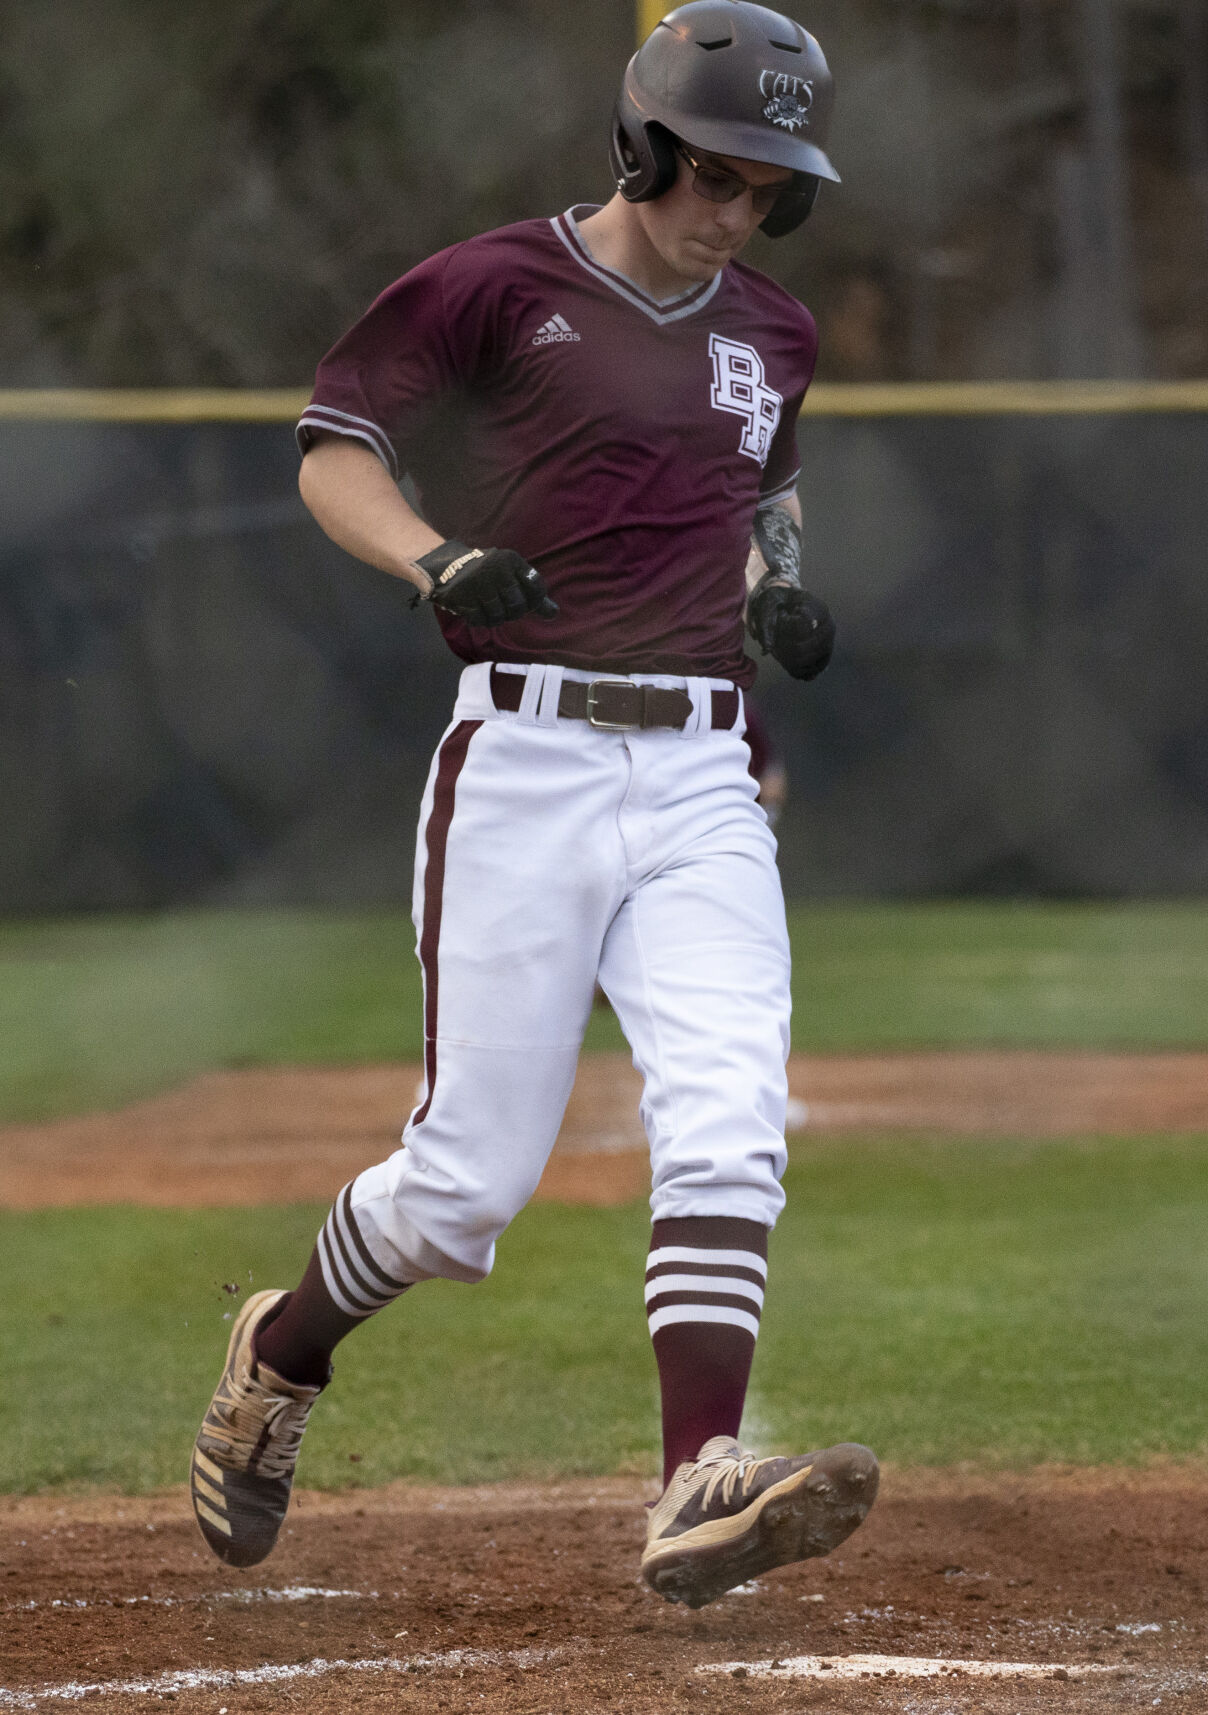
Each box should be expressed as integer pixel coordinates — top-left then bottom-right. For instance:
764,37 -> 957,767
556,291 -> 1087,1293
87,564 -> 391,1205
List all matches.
296,244 -> 496,479
756,304 -> 817,510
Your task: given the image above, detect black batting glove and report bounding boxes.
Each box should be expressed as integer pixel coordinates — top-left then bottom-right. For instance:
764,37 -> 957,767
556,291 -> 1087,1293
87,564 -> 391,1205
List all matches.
414,539 -> 559,628
747,578 -> 836,681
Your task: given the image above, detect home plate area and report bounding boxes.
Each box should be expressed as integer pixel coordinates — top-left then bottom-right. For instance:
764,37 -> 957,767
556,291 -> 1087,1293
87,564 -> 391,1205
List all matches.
699,1651 -> 1119,1683
3,1469 -> 1205,1713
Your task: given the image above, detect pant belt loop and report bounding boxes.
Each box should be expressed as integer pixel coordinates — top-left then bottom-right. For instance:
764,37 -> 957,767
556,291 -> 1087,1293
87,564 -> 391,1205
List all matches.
535,663 -> 564,727
682,676 -> 709,738
514,663 -> 544,723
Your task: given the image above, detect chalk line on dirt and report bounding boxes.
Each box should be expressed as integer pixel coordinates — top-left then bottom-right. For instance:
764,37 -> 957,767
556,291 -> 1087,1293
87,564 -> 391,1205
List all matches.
5,1585 -> 374,1614
699,1652 -> 1120,1682
0,1646 -> 562,1708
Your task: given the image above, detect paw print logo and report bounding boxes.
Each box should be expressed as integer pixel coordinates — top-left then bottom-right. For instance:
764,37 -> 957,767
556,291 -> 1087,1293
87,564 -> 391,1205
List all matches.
763,93 -> 809,131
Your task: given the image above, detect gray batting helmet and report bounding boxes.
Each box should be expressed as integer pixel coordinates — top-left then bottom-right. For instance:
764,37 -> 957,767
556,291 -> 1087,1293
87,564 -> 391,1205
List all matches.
609,0 -> 839,236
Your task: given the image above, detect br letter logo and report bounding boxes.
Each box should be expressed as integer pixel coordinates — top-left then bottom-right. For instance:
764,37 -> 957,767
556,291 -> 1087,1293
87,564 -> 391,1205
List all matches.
709,334 -> 782,466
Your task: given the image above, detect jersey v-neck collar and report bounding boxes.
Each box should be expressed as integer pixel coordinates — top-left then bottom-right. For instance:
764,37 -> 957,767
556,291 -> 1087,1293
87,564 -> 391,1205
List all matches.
550,206 -> 723,326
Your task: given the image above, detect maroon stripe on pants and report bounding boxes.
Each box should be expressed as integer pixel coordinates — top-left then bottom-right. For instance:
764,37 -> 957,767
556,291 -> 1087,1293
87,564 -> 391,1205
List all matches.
411,719 -> 482,1127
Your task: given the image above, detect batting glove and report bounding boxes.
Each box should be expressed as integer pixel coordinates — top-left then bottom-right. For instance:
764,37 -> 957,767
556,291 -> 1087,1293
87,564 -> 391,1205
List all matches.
747,577 -> 836,681
414,539 -> 558,627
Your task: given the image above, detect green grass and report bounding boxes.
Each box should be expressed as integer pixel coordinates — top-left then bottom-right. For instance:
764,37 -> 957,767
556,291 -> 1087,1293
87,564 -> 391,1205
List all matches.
786,900 -> 1208,1051
1,902 -> 1205,1123
4,1133 -> 1208,1493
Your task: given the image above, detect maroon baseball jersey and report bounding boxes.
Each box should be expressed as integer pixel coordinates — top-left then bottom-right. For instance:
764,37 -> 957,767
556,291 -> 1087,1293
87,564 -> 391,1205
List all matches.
298,206 -> 816,687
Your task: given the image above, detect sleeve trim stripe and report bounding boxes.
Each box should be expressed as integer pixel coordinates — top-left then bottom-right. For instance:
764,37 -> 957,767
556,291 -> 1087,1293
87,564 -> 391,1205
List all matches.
296,410 -> 398,479
757,472 -> 800,509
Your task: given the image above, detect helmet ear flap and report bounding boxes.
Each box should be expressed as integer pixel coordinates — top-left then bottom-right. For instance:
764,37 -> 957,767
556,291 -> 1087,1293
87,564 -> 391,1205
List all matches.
760,175 -> 820,238
645,124 -> 679,198
609,109 -> 680,203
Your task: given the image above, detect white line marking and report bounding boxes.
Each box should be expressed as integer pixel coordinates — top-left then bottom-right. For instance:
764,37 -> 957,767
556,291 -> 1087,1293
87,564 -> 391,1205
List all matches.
699,1653 -> 1121,1682
5,1586 -> 373,1613
0,1646 -> 560,1707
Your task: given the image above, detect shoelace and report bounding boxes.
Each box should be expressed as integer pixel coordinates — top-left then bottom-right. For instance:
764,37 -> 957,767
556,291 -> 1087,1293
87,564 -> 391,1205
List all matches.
207,1366 -> 315,1478
696,1447 -> 767,1510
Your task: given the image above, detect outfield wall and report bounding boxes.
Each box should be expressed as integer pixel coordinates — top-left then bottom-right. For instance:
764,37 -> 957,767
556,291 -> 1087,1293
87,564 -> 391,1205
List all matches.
2,391 -> 1206,907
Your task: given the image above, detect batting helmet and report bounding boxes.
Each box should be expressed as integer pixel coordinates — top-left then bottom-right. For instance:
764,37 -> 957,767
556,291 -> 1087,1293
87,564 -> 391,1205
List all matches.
609,0 -> 839,237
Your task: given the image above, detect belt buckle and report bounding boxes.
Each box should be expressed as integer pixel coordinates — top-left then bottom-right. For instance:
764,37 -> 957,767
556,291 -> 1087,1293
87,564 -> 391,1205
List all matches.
586,678 -> 642,730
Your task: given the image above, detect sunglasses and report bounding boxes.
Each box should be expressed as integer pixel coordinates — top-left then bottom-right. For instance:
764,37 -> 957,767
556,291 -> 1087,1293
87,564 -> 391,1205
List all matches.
674,140 -> 795,218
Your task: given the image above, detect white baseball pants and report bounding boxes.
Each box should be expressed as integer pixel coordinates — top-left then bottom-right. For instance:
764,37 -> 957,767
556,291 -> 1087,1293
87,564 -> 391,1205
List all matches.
340,661 -> 791,1289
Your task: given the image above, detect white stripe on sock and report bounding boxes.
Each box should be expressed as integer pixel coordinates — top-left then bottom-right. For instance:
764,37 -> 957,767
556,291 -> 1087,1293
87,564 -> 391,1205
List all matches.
321,1213 -> 379,1313
329,1201 -> 399,1309
317,1228 -> 379,1319
648,1304 -> 762,1339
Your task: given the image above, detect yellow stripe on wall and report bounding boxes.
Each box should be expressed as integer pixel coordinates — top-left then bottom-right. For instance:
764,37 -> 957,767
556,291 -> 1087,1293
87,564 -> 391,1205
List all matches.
0,389 -> 311,422
802,380 -> 1208,416
637,0 -> 664,45
0,381 -> 1207,424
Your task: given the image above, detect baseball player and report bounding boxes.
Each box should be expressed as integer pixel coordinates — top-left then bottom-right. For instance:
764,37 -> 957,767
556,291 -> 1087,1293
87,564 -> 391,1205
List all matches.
190,0 -> 878,1609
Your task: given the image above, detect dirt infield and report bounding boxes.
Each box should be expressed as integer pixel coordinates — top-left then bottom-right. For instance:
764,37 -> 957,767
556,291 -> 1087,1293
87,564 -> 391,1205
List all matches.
5,1053 -> 1207,1709
2,1050 -> 1206,1209
3,1467 -> 1206,1712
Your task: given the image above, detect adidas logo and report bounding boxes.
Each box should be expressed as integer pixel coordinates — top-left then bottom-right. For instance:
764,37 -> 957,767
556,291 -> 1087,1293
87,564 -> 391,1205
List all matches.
532,313 -> 581,345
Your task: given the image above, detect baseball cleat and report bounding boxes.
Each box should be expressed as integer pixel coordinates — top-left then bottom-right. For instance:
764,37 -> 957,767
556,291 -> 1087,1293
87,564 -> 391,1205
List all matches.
189,1289 -> 327,1568
640,1435 -> 879,1609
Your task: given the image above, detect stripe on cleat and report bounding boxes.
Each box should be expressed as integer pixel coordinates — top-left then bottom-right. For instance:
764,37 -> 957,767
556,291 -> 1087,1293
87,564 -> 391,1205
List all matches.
192,1469 -> 226,1509
193,1447 -> 227,1487
195,1499 -> 233,1536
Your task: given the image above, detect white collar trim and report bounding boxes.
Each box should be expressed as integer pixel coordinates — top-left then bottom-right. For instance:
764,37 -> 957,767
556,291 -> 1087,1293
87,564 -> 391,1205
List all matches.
551,207 -> 722,326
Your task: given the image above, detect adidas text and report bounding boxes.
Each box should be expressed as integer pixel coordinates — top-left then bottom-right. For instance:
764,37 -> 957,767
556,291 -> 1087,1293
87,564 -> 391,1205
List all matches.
533,314 -> 581,346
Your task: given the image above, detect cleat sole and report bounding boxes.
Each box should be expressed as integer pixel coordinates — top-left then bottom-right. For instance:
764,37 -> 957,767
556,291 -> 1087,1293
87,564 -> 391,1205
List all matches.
643,1443 -> 879,1609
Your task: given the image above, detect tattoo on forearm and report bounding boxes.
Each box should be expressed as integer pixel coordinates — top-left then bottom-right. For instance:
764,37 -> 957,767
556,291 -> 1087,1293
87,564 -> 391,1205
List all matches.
752,505 -> 802,588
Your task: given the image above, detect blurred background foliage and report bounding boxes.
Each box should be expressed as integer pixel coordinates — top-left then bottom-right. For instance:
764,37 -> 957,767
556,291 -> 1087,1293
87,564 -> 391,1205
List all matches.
1,0 -> 1206,389
3,2 -> 1207,909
